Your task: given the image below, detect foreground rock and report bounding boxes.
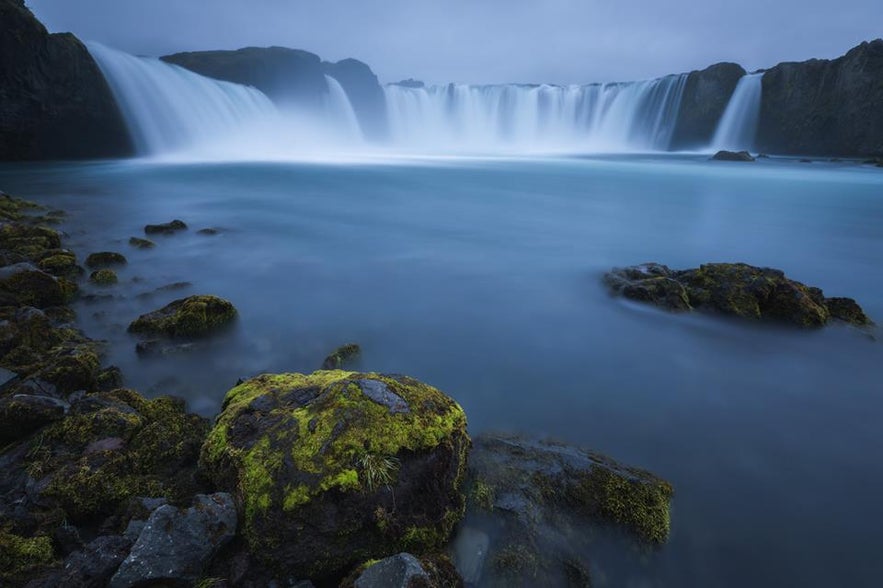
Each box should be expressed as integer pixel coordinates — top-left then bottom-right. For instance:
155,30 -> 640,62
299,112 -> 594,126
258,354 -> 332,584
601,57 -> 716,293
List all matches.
458,434 -> 673,586
200,370 -> 470,579
128,295 -> 237,338
109,493 -> 237,587
0,0 -> 131,160
711,150 -> 756,162
605,262 -> 873,327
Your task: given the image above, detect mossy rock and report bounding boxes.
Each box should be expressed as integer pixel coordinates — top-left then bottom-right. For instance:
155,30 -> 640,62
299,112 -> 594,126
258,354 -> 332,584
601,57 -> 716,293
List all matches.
145,219 -> 188,235
321,342 -> 361,370
128,295 -> 237,338
0,531 -> 56,585
37,249 -> 83,280
0,192 -> 43,222
89,268 -> 118,286
200,370 -> 470,579
0,222 -> 62,259
605,262 -> 872,328
28,390 -> 210,523
129,236 -> 156,249
0,264 -> 67,308
85,251 -> 127,268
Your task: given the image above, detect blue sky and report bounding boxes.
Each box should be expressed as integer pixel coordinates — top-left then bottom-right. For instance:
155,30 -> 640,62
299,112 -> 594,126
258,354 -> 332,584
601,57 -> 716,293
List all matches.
27,0 -> 882,84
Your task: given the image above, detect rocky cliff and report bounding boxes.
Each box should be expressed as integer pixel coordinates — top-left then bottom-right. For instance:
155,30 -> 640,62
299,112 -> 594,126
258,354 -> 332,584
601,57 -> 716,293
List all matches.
0,0 -> 131,160
162,47 -> 388,140
670,62 -> 746,150
757,39 -> 883,157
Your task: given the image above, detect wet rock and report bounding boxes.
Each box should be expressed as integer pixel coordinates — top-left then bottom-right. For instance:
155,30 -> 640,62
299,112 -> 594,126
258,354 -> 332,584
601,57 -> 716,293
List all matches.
128,295 -> 237,338
711,150 -> 755,162
127,237 -> 155,249
0,394 -> 67,443
85,251 -> 127,268
200,371 -> 470,579
109,493 -> 237,588
197,227 -> 220,235
89,269 -> 118,286
353,553 -> 429,588
37,249 -> 83,280
44,535 -> 133,588
0,263 -> 68,308
605,262 -> 873,328
144,219 -> 187,235
321,342 -> 361,370
95,366 -> 124,391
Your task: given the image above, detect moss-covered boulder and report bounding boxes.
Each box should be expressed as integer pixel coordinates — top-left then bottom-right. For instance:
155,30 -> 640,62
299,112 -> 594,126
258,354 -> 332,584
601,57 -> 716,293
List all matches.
321,342 -> 361,370
37,249 -> 83,280
89,268 -> 118,286
605,262 -> 873,328
0,222 -> 62,260
85,251 -> 127,268
200,370 -> 470,579
128,237 -> 155,249
0,263 -> 69,308
128,295 -> 237,338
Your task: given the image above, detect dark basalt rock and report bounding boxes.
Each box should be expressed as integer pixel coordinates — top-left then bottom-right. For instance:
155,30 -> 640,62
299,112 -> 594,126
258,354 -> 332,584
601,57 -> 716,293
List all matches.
128,295 -> 237,338
32,535 -> 133,588
144,219 -> 188,235
605,262 -> 873,328
109,493 -> 237,588
199,371 -> 470,580
670,62 -> 746,150
85,251 -> 127,268
757,39 -> 883,157
321,342 -> 361,370
711,150 -> 756,162
0,0 -> 132,160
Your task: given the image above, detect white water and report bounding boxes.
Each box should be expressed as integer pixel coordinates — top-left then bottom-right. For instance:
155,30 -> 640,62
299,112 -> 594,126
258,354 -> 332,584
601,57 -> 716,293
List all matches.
711,73 -> 763,152
88,43 -> 365,159
384,75 -> 688,153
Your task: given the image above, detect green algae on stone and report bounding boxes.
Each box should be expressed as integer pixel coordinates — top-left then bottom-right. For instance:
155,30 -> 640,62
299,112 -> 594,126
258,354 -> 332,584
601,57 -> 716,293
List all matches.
128,295 -> 237,338
0,531 -> 55,584
89,268 -> 118,286
85,251 -> 127,268
200,370 -> 470,578
37,250 -> 83,280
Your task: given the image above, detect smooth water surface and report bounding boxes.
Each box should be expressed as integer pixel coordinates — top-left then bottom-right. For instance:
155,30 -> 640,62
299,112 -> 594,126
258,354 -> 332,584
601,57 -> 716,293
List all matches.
1,155 -> 882,586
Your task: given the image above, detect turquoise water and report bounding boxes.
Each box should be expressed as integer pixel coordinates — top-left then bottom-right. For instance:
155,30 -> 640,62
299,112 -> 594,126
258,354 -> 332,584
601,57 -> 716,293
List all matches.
2,154 -> 882,586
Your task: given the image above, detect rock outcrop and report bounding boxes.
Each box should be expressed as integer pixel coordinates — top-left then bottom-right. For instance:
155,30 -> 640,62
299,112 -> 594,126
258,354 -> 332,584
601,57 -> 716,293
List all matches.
0,0 -> 131,160
670,62 -> 746,150
199,370 -> 470,580
757,39 -> 883,157
605,262 -> 873,328
711,150 -> 755,162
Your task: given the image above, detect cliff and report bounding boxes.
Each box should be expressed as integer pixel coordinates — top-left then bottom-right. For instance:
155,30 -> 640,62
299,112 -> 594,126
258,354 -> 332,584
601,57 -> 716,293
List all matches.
757,39 -> 883,157
0,0 -> 131,160
670,62 -> 746,150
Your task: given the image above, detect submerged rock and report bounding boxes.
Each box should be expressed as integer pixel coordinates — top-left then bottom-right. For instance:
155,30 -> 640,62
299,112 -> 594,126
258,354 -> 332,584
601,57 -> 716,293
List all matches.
144,219 -> 187,235
85,251 -> 127,268
605,262 -> 873,328
89,268 -> 118,286
128,295 -> 237,338
109,493 -> 237,588
128,237 -> 155,249
711,150 -> 756,161
199,370 -> 470,579
321,342 -> 361,370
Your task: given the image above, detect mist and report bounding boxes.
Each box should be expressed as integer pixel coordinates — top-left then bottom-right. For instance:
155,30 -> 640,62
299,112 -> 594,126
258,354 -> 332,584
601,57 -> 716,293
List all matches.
26,0 -> 882,84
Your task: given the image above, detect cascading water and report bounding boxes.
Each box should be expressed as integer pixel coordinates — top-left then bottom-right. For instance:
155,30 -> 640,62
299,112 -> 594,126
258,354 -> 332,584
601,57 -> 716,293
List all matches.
87,42 -> 277,155
711,73 -> 763,152
323,75 -> 364,141
383,74 -> 688,153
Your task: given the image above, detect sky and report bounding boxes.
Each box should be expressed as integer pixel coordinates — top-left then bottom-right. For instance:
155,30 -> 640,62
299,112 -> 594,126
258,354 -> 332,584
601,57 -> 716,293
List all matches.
27,0 -> 882,85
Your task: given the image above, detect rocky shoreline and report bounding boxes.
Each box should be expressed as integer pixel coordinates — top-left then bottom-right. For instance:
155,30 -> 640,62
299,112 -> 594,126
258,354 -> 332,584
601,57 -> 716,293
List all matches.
0,191 -> 675,587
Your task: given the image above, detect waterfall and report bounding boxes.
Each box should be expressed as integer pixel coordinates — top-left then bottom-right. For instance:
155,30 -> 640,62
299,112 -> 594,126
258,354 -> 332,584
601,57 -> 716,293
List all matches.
323,75 -> 364,141
383,74 -> 688,153
87,42 -> 278,155
711,73 -> 763,152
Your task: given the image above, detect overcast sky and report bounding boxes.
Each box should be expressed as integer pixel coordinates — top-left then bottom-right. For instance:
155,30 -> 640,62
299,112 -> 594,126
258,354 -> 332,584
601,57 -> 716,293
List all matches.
27,0 -> 882,85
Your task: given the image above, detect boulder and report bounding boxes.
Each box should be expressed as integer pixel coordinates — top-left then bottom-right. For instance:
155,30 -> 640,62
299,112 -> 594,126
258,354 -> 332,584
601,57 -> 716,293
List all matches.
0,0 -> 132,160
757,39 -> 883,157
670,62 -> 746,150
0,394 -> 67,443
85,251 -> 127,268
321,342 -> 361,370
128,237 -> 155,249
200,371 -> 470,579
0,263 -> 69,308
605,263 -> 875,328
89,269 -> 118,286
109,493 -> 237,588
128,295 -> 237,338
352,553 -> 429,588
711,150 -> 756,161
144,219 -> 187,235
39,535 -> 133,588
37,250 -> 83,280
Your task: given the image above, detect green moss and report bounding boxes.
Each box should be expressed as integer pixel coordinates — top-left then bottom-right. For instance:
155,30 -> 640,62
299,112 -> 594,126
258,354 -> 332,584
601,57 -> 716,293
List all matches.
128,295 -> 237,338
85,251 -> 127,268
89,269 -> 118,285
492,543 -> 540,578
470,479 -> 496,511
321,343 -> 361,370
38,251 -> 82,279
0,531 -> 55,583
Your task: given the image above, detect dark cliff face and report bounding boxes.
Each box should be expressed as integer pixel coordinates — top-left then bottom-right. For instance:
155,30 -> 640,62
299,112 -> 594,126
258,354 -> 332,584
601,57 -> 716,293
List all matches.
670,62 -> 746,150
757,40 -> 883,157
0,0 -> 132,160
162,47 -> 388,140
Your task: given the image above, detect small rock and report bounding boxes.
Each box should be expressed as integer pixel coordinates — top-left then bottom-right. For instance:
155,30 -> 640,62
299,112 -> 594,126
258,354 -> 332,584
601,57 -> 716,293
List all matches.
109,493 -> 237,588
711,150 -> 755,162
197,228 -> 219,235
354,553 -> 429,588
144,219 -> 187,235
89,269 -> 118,286
86,251 -> 127,268
128,295 -> 237,338
321,343 -> 361,370
128,237 -> 155,249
